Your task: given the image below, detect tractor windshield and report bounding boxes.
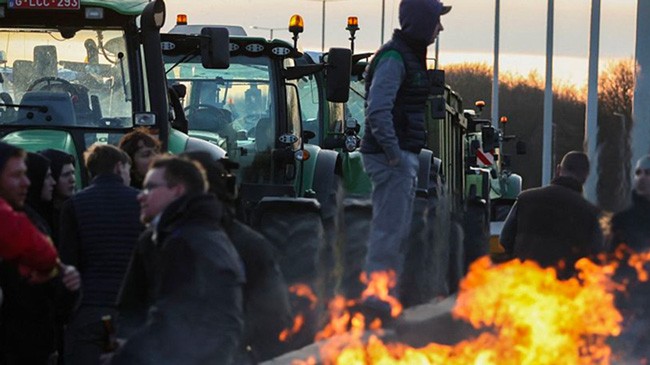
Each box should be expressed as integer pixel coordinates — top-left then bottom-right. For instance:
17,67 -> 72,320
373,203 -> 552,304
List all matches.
166,54 -> 277,184
0,28 -> 132,128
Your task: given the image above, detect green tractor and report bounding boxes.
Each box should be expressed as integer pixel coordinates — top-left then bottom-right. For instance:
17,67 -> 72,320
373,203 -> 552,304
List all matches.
0,0 -> 229,187
162,15 -> 352,351
463,102 -> 525,259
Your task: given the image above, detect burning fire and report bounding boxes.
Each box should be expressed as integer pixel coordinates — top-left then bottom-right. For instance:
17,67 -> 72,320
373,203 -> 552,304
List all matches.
279,284 -> 319,342
292,252 -> 650,365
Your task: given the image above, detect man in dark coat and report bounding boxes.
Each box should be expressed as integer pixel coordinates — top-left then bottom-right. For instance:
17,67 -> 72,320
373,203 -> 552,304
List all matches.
500,151 -> 604,278
181,151 -> 292,362
112,156 -> 244,365
59,143 -> 143,365
607,155 -> 650,360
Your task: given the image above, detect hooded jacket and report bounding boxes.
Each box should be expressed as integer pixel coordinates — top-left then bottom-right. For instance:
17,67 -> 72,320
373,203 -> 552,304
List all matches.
361,0 -> 444,159
25,152 -> 53,232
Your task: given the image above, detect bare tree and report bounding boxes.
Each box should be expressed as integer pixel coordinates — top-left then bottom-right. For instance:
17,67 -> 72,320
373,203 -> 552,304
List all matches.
597,59 -> 635,212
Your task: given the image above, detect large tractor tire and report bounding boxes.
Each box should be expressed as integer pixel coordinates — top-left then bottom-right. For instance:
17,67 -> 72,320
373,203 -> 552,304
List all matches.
249,197 -> 324,351
338,197 -> 372,300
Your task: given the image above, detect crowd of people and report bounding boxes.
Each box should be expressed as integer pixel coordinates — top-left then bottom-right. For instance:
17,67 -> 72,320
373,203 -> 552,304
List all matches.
0,126 -> 292,365
0,0 -> 649,362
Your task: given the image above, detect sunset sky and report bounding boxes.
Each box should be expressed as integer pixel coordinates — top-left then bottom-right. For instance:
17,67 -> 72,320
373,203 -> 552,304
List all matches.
161,0 -> 638,87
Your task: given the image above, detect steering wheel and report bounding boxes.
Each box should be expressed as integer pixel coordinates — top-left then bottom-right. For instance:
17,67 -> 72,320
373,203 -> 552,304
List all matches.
184,104 -> 228,118
27,77 -> 81,97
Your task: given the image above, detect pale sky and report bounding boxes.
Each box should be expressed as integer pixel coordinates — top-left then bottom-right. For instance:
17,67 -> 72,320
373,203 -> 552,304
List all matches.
162,0 -> 638,86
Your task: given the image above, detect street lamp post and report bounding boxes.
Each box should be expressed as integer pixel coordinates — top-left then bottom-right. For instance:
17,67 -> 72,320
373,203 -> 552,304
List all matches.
250,25 -> 285,40
305,0 -> 346,52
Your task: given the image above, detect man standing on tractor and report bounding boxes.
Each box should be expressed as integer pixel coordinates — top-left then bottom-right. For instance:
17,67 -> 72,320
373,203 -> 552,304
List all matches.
359,0 -> 450,313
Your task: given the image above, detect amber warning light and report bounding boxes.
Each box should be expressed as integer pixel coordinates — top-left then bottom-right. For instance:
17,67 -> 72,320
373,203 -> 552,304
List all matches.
500,116 -> 508,124
176,14 -> 188,25
347,16 -> 359,31
289,14 -> 304,34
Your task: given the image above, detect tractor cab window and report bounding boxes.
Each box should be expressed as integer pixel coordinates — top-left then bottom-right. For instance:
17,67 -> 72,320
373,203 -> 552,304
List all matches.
166,54 -> 277,184
297,73 -> 320,144
0,29 -> 132,128
347,77 -> 366,137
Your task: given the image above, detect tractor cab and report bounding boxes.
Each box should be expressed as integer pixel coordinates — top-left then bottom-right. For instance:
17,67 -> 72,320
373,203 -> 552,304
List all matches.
0,0 -> 228,186
163,16 -> 351,205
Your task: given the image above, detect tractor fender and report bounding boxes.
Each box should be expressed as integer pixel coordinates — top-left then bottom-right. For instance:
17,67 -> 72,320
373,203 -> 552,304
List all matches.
2,129 -> 84,186
170,128 -> 226,159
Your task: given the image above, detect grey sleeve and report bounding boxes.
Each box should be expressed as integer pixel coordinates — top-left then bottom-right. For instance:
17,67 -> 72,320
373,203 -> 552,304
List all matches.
365,55 -> 405,162
500,202 -> 518,255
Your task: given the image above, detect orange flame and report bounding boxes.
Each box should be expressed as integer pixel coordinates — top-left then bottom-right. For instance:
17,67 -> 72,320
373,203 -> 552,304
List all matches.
279,314 -> 305,342
306,253 -> 650,365
290,283 -> 318,310
360,271 -> 403,318
279,283 -> 319,342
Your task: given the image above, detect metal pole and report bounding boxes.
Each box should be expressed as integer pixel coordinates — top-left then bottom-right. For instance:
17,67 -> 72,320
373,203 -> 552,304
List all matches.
584,0 -> 601,203
542,0 -> 554,186
381,0 -> 386,45
434,36 -> 439,69
321,0 -> 326,52
491,0 -> 500,128
631,0 -> 650,176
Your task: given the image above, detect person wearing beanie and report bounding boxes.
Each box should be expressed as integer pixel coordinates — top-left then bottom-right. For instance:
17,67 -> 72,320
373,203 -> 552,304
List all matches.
39,148 -> 76,244
359,0 -> 450,317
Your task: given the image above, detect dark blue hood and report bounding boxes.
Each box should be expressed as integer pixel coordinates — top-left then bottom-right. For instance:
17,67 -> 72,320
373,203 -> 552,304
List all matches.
399,0 -> 446,45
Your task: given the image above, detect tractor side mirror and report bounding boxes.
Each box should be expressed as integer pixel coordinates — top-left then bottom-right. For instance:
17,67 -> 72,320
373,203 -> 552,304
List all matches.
200,27 -> 230,69
325,47 -> 352,103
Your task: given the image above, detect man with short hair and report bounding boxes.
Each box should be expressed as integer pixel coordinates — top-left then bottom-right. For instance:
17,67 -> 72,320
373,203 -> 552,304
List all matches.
59,143 -> 142,365
0,142 -> 58,276
500,151 -> 604,278
113,156 -> 245,365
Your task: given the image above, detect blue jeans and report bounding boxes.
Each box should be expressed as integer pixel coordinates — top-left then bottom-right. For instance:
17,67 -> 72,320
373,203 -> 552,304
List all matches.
362,150 -> 419,282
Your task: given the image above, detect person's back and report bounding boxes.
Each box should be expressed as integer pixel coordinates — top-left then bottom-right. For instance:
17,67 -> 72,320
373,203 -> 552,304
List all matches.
501,151 -> 603,278
59,144 -> 142,365
512,178 -> 601,268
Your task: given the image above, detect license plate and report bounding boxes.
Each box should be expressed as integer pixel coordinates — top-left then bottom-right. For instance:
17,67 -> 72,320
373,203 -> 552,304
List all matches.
8,0 -> 80,10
